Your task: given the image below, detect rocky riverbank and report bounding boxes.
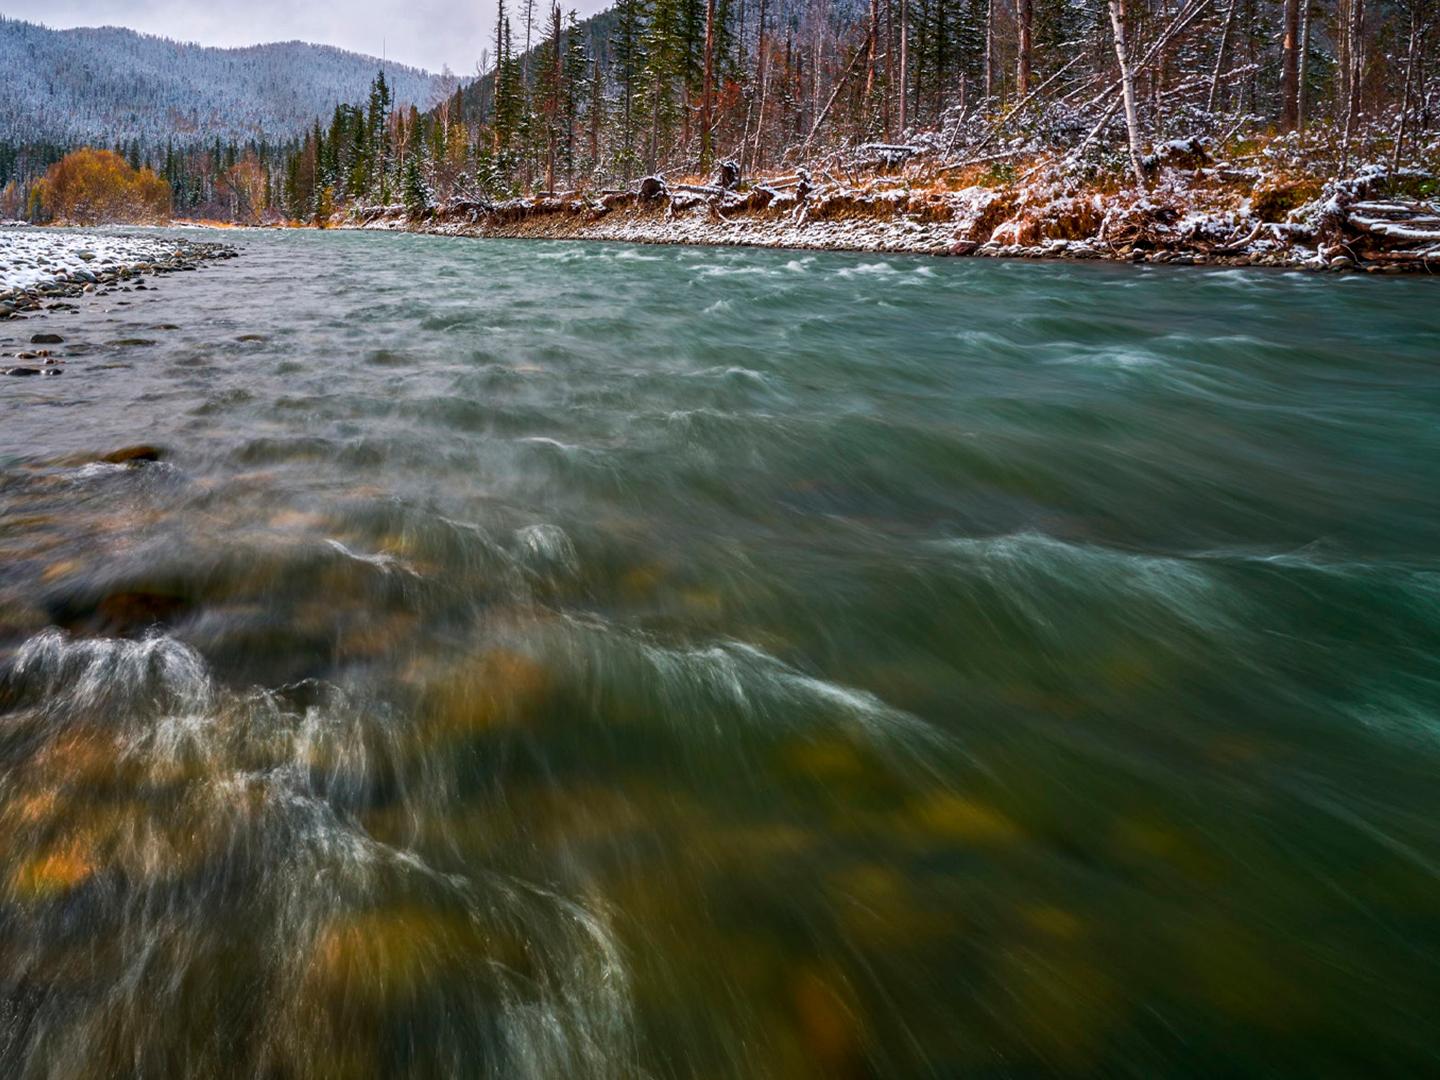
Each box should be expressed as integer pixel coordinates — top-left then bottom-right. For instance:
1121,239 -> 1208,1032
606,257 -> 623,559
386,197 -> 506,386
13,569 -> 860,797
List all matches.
1,232 -> 240,323
0,231 -> 240,377
346,160 -> 1440,274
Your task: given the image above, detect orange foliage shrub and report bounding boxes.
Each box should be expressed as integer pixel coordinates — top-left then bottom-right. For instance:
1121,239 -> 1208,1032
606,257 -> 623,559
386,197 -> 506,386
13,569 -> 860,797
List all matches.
0,180 -> 22,220
37,148 -> 171,225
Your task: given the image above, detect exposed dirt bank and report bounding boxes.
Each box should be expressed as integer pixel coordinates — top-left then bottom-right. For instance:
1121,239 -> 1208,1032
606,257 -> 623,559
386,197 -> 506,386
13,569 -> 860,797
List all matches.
343,163 -> 1439,274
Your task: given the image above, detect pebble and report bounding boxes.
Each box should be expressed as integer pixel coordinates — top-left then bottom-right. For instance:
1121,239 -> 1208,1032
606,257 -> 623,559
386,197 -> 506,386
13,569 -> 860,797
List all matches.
0,240 -> 237,331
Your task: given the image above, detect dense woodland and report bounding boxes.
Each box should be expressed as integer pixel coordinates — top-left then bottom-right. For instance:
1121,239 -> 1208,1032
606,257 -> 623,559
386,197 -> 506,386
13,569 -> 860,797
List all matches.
280,0 -> 1439,223
3,0 -> 1437,224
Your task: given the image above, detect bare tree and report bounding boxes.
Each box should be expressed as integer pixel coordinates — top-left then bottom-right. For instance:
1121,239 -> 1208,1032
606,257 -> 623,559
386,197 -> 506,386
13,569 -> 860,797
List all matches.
702,0 -> 718,170
1281,0 -> 1300,130
899,0 -> 909,131
1108,0 -> 1147,185
1342,0 -> 1365,170
1017,0 -> 1033,98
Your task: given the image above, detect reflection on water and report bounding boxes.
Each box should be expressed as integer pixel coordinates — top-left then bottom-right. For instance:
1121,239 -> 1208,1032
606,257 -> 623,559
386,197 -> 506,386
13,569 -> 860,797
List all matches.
1,231 -> 1439,1076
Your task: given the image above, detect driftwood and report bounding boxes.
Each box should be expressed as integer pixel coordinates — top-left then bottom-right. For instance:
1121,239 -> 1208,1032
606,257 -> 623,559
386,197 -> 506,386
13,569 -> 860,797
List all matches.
672,183 -> 727,197
1340,198 -> 1440,267
1207,220 -> 1270,253
848,143 -> 928,171
666,193 -> 705,215
1310,178 -> 1440,268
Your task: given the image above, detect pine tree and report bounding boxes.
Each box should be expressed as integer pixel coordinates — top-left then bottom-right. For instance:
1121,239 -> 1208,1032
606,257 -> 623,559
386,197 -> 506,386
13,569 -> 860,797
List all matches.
610,0 -> 650,176
402,147 -> 432,216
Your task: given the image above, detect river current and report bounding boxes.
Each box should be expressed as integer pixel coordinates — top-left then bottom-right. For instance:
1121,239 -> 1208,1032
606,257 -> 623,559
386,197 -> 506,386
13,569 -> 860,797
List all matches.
1,229 -> 1438,1077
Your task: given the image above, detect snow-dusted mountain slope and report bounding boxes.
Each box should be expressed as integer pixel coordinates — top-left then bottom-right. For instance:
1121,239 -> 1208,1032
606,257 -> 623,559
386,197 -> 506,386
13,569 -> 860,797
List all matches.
0,16 -> 449,147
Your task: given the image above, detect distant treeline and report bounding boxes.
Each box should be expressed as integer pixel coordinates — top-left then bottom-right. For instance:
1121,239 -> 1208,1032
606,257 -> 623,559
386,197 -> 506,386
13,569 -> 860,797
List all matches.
279,0 -> 1440,221
5,0 -> 1436,225
1,137 -> 301,224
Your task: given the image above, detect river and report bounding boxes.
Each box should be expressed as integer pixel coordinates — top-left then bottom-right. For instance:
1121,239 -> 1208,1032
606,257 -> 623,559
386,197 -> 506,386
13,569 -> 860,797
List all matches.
1,229 -> 1438,1077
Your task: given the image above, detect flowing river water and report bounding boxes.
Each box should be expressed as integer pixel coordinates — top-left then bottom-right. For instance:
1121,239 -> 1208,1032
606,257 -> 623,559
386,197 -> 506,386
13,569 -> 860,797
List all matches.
1,229 -> 1438,1078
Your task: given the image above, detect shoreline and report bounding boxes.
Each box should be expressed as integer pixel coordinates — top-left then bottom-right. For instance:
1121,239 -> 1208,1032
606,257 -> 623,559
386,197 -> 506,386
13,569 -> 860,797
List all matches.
0,234 -> 240,325
338,169 -> 1440,275
345,202 -> 1289,270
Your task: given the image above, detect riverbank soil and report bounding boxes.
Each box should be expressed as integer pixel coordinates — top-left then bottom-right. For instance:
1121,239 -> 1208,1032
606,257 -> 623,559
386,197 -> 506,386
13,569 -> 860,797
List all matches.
345,147 -> 1439,273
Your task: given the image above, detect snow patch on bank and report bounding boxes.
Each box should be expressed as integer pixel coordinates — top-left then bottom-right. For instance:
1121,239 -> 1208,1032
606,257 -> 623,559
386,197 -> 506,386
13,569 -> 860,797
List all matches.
0,230 -> 183,291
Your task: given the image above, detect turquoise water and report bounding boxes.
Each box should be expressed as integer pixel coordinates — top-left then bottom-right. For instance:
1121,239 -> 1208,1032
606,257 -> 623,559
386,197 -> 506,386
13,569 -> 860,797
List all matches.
1,230 -> 1438,1076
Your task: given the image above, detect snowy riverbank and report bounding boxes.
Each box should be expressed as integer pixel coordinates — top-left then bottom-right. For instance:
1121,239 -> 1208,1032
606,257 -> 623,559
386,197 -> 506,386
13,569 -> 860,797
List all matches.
0,230 -> 239,321
346,163 -> 1440,274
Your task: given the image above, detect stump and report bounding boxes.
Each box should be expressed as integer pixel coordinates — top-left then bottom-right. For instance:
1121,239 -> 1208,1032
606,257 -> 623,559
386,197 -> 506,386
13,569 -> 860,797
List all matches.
715,160 -> 741,191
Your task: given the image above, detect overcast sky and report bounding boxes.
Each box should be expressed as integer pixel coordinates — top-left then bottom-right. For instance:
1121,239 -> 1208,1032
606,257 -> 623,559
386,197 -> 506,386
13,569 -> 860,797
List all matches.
1,0 -> 609,73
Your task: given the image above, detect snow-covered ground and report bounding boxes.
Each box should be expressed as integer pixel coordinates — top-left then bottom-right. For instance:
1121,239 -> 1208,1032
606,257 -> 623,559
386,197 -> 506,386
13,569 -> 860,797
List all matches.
0,231 -> 184,292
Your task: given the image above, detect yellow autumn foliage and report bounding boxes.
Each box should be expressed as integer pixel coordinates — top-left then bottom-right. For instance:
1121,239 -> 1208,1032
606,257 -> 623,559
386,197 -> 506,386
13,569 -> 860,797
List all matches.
36,148 -> 171,225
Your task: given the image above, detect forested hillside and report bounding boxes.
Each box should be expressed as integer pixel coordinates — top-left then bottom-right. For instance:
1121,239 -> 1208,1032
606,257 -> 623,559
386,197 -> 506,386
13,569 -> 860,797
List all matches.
4,0 -> 1435,240
0,17 -> 445,148
278,0 -> 1435,217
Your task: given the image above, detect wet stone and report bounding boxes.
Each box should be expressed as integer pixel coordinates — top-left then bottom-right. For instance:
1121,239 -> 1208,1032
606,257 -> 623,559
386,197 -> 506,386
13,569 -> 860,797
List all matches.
30,333 -> 64,345
47,588 -> 197,638
100,445 -> 164,464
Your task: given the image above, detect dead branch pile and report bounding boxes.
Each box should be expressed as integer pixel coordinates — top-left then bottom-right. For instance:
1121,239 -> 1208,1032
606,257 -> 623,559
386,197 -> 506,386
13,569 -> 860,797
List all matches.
1304,170 -> 1440,269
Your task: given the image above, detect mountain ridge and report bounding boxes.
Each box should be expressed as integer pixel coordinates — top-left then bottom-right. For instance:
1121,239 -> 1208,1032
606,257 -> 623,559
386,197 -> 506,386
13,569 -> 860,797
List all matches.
0,15 -> 455,149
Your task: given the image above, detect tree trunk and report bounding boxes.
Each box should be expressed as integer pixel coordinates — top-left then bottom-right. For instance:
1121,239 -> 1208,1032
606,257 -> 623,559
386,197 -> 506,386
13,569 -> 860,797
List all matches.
802,41 -> 872,151
590,57 -> 601,173
865,0 -> 880,101
1341,0 -> 1364,171
899,0 -> 909,132
546,4 -> 561,194
649,74 -> 662,174
883,0 -> 895,136
1208,0 -> 1240,114
1017,0 -> 1033,98
984,0 -> 995,100
1392,9 -> 1419,170
1107,0 -> 1147,186
1280,0 -> 1300,130
1297,0 -> 1310,132
753,0 -> 770,171
702,0 -> 717,171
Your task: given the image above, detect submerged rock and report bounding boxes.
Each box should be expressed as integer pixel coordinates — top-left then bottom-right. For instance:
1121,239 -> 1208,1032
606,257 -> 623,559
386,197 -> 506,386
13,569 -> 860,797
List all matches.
30,333 -> 64,345
100,445 -> 164,464
46,588 -> 196,638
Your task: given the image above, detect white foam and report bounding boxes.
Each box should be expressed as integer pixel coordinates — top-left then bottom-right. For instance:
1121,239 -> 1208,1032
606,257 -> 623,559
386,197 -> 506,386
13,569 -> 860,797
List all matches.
514,523 -> 580,575
836,261 -> 898,278
324,538 -> 417,575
